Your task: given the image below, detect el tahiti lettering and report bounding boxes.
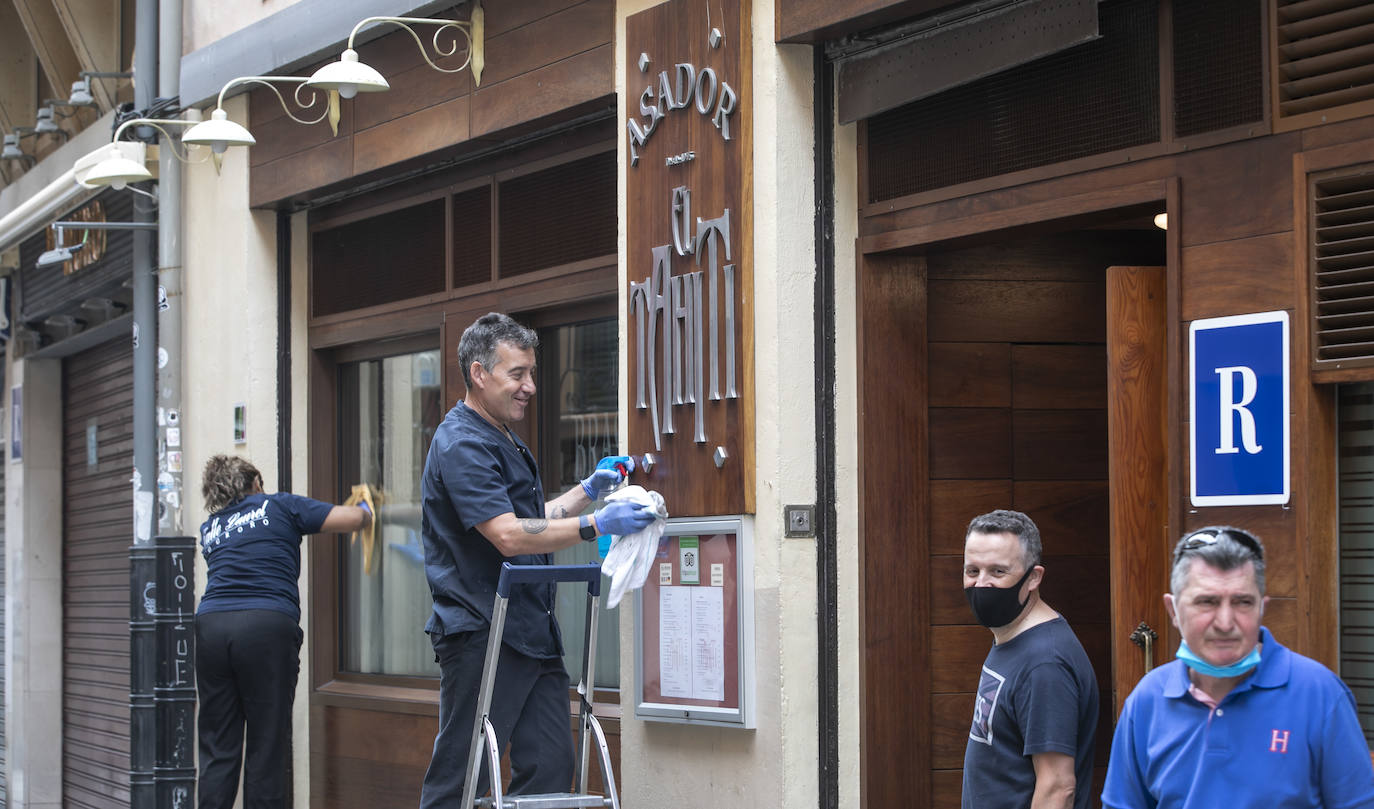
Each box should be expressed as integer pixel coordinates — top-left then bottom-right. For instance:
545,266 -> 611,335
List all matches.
629,185 -> 738,450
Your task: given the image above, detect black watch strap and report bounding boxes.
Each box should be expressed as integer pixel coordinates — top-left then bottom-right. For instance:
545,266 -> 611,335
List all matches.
579,514 -> 597,541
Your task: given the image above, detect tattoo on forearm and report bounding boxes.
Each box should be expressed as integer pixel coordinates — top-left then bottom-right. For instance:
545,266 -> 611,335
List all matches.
520,518 -> 549,534
550,505 -> 568,519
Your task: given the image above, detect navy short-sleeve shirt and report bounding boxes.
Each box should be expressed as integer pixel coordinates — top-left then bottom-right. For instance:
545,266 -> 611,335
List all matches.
197,492 -> 334,622
421,401 -> 562,659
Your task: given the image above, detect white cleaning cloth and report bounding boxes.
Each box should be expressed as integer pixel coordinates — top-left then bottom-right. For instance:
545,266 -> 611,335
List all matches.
601,485 -> 668,608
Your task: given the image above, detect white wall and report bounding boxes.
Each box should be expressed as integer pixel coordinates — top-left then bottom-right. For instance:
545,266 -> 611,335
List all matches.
180,91 -> 312,801
615,1 -> 819,806
3,355 -> 64,809
184,0 -> 308,53
832,97 -> 862,809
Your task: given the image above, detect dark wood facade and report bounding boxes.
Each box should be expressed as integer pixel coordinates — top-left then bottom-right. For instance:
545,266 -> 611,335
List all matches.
265,4 -> 624,808
852,1 -> 1374,805
247,0 -> 615,209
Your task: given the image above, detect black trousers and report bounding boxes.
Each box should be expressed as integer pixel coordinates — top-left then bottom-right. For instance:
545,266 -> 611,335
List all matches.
419,629 -> 575,808
195,609 -> 302,809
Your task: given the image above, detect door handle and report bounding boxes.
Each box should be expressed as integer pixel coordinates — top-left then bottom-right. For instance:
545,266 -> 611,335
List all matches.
1129,622 -> 1158,672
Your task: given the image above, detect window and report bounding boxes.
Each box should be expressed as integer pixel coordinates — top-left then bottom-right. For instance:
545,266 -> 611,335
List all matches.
1338,382 -> 1374,745
338,347 -> 443,676
540,317 -> 621,689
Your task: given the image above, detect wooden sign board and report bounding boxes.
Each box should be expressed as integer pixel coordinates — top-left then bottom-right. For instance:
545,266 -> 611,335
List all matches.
624,0 -> 754,516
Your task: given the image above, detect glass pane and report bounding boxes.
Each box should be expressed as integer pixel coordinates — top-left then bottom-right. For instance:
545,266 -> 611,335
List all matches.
542,318 -> 621,689
339,349 -> 442,676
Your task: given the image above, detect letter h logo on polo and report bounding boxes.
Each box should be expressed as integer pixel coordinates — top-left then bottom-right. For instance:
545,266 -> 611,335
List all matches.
1270,729 -> 1290,754
1190,311 -> 1290,506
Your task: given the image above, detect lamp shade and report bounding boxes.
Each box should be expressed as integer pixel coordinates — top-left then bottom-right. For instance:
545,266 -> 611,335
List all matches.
1,135 -> 23,160
85,153 -> 153,189
305,49 -> 389,99
34,107 -> 60,134
68,80 -> 95,107
182,109 -> 256,154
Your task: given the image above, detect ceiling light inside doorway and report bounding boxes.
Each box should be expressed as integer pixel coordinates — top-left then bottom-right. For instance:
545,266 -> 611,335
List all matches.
1153,213 -> 1168,230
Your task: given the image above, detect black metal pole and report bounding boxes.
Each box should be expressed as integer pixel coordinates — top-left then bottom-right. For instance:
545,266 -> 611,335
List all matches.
154,535 -> 197,805
812,43 -> 840,809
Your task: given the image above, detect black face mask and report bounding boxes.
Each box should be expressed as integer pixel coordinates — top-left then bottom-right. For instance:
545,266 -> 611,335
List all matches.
964,564 -> 1035,628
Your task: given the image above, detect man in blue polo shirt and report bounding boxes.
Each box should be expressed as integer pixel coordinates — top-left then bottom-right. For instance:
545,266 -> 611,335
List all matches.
1103,526 -> 1374,809
418,312 -> 658,808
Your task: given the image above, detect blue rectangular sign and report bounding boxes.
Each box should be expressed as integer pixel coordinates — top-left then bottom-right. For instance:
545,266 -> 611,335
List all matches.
1190,311 -> 1290,506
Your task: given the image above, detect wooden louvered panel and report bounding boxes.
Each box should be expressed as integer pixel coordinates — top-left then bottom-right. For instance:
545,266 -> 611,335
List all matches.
1313,168 -> 1374,368
1276,0 -> 1374,122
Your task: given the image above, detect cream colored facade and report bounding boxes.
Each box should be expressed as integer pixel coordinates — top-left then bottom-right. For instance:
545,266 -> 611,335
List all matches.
0,0 -> 859,805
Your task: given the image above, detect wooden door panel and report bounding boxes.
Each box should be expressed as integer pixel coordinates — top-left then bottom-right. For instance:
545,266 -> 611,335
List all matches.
929,343 -> 1012,407
1106,266 -> 1170,719
930,693 -> 975,770
1011,410 -> 1110,479
929,480 -> 1013,554
929,625 -> 995,693
1011,345 -> 1109,409
928,409 -> 1012,478
1011,481 -> 1110,556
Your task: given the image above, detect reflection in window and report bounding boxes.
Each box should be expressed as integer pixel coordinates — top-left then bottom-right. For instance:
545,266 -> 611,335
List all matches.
541,318 -> 621,689
339,349 -> 442,676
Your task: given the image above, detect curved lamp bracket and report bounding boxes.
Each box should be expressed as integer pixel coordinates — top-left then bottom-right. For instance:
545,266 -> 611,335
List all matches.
217,76 -> 330,127
348,4 -> 485,85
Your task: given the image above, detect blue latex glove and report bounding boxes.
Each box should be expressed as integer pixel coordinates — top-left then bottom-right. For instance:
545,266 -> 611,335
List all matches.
581,455 -> 635,499
594,499 -> 656,537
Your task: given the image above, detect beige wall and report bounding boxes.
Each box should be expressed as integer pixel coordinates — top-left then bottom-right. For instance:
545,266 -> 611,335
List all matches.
615,1 -> 821,806
180,91 -> 313,801
833,105 -> 862,809
184,0 -> 307,54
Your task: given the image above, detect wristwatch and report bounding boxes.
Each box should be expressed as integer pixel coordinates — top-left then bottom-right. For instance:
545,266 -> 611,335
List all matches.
578,514 -> 597,542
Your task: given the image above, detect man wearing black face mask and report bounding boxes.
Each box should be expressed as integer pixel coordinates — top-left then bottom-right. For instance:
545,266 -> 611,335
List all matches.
961,509 -> 1098,809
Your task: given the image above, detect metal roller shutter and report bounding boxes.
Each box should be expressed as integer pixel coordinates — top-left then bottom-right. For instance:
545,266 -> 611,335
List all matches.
62,336 -> 133,808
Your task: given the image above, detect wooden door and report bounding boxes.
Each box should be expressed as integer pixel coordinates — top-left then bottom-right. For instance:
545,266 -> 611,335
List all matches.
861,232 -> 1166,808
1106,266 -> 1171,717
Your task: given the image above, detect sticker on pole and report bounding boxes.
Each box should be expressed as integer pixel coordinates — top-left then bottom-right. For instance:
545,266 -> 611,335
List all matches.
1189,311 -> 1289,506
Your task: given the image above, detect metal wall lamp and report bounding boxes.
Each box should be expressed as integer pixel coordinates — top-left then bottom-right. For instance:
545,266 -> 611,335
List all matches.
305,1 -> 485,99
68,71 -> 133,108
83,118 -> 222,189
36,219 -> 157,269
182,75 -> 334,150
2,128 -> 38,163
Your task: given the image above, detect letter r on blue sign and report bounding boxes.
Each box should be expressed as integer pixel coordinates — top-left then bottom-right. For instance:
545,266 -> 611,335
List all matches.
1214,366 -> 1262,454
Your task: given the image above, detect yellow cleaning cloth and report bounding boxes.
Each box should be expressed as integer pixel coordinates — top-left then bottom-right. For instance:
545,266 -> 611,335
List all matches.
343,483 -> 382,575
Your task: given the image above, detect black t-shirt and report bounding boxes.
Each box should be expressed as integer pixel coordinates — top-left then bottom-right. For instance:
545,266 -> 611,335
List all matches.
420,401 -> 562,659
197,492 -> 333,622
962,616 -> 1099,809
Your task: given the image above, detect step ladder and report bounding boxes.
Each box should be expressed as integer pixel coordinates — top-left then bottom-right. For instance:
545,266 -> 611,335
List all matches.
462,562 -> 621,809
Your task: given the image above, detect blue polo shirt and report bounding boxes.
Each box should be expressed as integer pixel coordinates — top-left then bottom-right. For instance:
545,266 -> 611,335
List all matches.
420,401 -> 562,659
1102,627 -> 1374,809
197,492 -> 333,622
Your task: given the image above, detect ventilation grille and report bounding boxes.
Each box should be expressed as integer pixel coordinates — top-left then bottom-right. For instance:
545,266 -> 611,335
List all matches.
865,0 -> 1158,203
452,184 -> 492,289
1173,0 -> 1264,137
1276,0 -> 1374,120
312,199 -> 445,317
1312,168 -> 1374,365
498,151 -> 616,277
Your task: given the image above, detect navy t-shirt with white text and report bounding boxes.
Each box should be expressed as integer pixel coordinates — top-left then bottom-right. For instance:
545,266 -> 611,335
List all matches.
197,492 -> 333,622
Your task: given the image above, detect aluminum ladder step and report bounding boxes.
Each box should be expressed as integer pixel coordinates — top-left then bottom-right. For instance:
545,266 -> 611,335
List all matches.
477,793 -> 610,809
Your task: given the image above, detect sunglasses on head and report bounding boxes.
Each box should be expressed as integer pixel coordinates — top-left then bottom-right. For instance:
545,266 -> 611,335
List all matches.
1174,528 -> 1264,564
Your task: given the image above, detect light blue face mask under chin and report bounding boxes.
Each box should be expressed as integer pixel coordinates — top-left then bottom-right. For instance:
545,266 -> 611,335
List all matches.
1177,640 -> 1261,678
